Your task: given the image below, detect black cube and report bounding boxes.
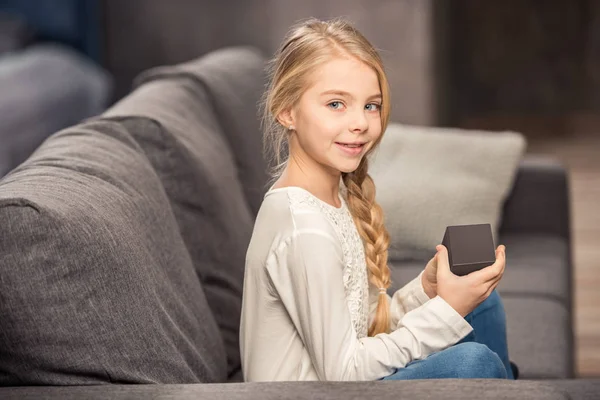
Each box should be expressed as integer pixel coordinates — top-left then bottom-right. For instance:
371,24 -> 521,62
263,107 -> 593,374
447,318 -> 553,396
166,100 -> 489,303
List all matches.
441,223 -> 496,276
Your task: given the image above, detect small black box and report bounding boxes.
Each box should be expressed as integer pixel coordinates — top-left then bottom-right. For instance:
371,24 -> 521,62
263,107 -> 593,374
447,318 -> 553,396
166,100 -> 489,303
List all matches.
441,223 -> 496,276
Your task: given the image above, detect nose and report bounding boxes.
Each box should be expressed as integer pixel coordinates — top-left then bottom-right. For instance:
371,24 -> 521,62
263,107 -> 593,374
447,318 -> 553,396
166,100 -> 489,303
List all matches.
349,108 -> 369,133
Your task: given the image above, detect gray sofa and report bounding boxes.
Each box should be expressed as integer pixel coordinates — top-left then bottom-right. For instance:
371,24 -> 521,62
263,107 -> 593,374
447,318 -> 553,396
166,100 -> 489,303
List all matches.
0,46 -> 598,399
0,43 -> 112,178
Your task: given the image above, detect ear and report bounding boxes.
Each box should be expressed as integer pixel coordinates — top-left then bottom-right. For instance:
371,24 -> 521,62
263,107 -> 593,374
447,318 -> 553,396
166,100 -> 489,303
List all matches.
276,107 -> 296,129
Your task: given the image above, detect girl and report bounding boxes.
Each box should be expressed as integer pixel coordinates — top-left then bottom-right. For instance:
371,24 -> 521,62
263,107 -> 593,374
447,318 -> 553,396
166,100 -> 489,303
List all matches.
240,17 -> 516,382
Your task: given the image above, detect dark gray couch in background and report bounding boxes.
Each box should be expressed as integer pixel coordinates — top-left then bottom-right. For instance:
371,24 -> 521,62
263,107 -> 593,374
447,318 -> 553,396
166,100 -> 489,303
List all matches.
0,43 -> 112,178
0,46 -> 598,399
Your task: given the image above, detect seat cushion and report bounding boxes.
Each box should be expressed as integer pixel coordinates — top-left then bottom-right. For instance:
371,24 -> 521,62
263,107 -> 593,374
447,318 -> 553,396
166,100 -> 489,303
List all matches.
389,233 -> 570,303
503,296 -> 572,379
103,66 -> 254,379
495,233 -> 570,303
0,119 -> 226,385
134,46 -> 269,217
389,234 -> 572,379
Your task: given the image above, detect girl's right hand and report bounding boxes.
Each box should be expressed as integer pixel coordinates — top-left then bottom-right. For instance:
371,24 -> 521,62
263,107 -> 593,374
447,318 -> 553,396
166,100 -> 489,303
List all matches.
435,244 -> 506,317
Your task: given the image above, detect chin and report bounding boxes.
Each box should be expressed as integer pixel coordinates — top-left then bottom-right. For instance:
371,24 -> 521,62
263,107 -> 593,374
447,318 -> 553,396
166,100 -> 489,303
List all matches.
337,161 -> 362,174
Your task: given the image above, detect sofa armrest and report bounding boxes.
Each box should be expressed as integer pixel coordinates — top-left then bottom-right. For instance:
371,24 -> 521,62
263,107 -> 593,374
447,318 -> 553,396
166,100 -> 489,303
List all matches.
499,155 -> 571,242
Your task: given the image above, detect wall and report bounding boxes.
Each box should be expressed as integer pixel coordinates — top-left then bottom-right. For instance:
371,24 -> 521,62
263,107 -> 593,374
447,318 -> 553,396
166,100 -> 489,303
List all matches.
102,0 -> 441,125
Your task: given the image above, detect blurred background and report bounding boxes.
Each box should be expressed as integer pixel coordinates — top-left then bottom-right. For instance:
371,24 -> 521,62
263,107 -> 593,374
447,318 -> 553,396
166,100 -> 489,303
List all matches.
0,0 -> 598,377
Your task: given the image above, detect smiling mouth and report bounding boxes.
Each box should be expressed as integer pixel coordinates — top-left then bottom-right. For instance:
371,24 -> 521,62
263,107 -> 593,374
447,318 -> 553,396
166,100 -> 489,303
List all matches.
335,142 -> 367,157
335,142 -> 365,148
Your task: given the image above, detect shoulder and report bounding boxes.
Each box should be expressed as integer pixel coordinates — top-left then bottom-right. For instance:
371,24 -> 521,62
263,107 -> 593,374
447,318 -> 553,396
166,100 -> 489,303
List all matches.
247,188 -> 342,271
261,187 -> 340,235
266,225 -> 345,280
263,188 -> 343,252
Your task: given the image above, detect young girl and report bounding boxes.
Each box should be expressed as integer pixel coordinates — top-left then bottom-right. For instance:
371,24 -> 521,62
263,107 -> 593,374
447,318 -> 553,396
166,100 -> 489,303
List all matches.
240,17 -> 516,382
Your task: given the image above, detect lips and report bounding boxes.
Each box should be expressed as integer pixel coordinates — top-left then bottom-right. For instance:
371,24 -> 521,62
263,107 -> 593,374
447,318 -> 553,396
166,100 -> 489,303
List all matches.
335,142 -> 365,148
335,142 -> 366,156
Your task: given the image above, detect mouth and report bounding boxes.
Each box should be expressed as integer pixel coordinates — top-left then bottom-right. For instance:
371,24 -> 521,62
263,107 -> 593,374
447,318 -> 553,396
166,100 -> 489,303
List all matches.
335,142 -> 366,148
335,142 -> 367,156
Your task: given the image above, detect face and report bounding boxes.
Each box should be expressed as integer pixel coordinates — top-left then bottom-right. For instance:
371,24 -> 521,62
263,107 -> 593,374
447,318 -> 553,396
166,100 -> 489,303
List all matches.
285,56 -> 383,175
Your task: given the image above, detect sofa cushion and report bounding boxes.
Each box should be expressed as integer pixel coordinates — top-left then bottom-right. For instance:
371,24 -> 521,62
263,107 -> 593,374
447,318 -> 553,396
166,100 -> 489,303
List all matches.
503,297 -> 572,379
495,234 -> 570,303
0,119 -> 226,385
370,123 -> 526,260
0,12 -> 33,54
389,233 -> 570,303
389,253 -> 572,379
0,44 -> 112,177
135,46 -> 269,217
103,67 -> 254,378
0,0 -> 102,61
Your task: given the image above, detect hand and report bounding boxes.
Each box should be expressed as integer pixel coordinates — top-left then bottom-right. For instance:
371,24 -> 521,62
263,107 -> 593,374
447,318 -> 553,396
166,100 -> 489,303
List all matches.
435,244 -> 506,317
421,253 -> 439,299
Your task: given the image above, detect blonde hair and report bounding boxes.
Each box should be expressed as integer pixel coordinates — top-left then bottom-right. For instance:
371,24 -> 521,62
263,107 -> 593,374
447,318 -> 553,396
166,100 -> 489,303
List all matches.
260,17 -> 393,336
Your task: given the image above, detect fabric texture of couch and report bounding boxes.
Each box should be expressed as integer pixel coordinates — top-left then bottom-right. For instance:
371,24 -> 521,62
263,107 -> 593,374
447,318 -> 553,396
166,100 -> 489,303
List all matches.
0,45 -> 596,398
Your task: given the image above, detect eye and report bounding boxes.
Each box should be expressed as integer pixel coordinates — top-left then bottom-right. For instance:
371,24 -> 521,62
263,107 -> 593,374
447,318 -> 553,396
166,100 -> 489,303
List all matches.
365,103 -> 381,112
327,101 -> 345,110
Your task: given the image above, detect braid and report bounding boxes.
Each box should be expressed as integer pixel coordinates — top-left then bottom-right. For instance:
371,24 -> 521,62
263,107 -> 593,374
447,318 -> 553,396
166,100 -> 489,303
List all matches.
342,158 -> 391,336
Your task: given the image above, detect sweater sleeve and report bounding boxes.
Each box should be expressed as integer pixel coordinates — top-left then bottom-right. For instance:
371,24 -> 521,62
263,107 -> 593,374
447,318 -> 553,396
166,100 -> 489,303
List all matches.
368,270 -> 433,332
266,228 -> 473,381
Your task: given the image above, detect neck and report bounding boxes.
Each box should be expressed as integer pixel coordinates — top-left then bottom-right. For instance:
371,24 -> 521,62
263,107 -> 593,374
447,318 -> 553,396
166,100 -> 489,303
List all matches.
278,139 -> 342,207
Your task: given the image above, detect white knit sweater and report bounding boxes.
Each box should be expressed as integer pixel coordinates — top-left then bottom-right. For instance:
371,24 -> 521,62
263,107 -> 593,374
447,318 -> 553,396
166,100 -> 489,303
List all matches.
240,185 -> 473,382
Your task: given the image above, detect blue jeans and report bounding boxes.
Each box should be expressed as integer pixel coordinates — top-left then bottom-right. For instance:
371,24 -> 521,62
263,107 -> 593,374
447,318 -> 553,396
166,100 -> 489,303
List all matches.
380,290 -> 515,380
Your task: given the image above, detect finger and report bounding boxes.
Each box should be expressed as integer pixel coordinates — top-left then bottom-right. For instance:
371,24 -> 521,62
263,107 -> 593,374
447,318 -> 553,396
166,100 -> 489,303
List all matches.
486,267 -> 504,289
496,245 -> 507,263
426,254 -> 436,268
480,278 -> 501,302
466,247 -> 506,287
496,245 -> 506,259
484,278 -> 502,298
484,253 -> 506,284
491,247 -> 506,281
469,249 -> 505,282
435,245 -> 453,278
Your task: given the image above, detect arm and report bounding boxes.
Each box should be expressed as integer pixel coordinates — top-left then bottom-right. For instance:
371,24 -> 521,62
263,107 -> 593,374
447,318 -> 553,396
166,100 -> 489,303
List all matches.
266,229 -> 472,381
368,271 -> 433,332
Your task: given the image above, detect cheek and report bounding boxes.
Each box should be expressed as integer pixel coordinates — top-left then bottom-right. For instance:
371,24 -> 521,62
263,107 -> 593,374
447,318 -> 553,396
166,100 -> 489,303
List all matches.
300,108 -> 340,141
370,118 -> 383,138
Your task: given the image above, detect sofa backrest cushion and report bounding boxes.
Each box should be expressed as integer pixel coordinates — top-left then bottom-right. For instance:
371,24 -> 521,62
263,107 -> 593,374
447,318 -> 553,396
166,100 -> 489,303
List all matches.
135,46 -> 269,217
0,119 -> 227,385
103,56 -> 255,378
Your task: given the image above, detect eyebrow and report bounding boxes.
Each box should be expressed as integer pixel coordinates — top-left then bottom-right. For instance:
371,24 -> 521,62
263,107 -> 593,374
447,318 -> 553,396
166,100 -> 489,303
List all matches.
319,90 -> 382,101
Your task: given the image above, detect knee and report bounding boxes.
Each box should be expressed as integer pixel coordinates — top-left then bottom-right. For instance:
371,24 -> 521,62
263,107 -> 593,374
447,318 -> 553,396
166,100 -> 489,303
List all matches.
450,343 -> 507,379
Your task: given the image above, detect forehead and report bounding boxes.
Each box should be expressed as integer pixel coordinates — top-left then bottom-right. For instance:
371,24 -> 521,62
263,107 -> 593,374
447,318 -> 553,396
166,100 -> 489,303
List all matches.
306,56 -> 380,96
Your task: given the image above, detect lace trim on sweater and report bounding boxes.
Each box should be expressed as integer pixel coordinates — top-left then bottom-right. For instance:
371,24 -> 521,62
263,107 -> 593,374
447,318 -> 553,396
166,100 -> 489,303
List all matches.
287,188 -> 369,338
